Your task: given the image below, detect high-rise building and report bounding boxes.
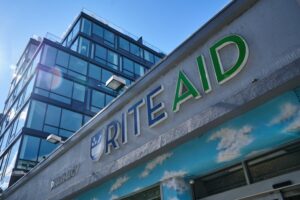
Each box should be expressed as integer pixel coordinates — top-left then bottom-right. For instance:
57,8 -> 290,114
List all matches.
0,11 -> 164,190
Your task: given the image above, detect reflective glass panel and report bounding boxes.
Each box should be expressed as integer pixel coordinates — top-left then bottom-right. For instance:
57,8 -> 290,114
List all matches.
19,135 -> 40,161
60,109 -> 82,132
73,83 -> 85,102
88,64 -> 101,80
81,18 -> 92,35
69,56 -> 88,75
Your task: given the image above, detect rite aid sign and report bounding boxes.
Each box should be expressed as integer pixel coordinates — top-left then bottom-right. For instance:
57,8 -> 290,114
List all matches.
90,34 -> 249,161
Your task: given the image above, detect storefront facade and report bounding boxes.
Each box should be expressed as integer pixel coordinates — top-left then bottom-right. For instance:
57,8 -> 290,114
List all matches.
3,0 -> 300,199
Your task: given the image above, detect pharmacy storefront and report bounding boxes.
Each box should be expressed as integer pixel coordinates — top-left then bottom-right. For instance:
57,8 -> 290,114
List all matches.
4,0 -> 300,200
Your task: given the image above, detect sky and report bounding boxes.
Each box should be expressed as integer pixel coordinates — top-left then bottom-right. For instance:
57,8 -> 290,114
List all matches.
0,0 -> 230,111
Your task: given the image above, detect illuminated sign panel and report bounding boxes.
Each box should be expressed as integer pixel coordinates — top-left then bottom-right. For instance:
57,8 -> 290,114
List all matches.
90,35 -> 249,161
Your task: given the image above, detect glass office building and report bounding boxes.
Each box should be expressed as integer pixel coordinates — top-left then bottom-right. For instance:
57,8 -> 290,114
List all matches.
0,11 -> 164,190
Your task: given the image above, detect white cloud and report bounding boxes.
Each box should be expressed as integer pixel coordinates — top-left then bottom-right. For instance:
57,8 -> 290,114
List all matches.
208,125 -> 253,163
110,176 -> 129,193
169,197 -> 179,200
161,171 -> 189,194
140,153 -> 172,178
269,103 -> 299,125
110,195 -> 119,200
284,115 -> 300,133
161,170 -> 186,181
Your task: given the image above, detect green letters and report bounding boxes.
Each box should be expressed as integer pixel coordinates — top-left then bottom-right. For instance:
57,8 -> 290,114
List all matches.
196,55 -> 211,93
173,35 -> 248,113
210,35 -> 248,84
172,71 -> 200,112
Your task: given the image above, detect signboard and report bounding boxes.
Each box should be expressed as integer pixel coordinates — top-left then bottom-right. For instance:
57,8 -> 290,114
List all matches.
90,34 -> 249,160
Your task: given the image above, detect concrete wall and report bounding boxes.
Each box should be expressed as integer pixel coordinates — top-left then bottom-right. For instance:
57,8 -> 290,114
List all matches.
3,0 -> 300,199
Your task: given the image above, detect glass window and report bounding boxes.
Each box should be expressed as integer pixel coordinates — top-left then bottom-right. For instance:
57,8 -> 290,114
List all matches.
119,37 -> 129,51
88,64 -> 101,80
5,139 -> 20,172
95,45 -> 106,62
15,104 -> 29,135
0,132 -> 9,153
122,185 -> 161,200
130,43 -> 141,57
144,50 -> 154,63
26,101 -> 46,131
60,109 -> 82,133
73,19 -> 80,37
104,30 -> 115,46
0,154 -> 8,180
38,140 -> 57,161
107,50 -> 118,69
84,115 -> 92,124
102,69 -> 113,83
19,135 -> 40,161
193,165 -> 246,199
71,38 -> 78,52
81,18 -> 92,35
91,90 -> 105,112
78,37 -> 90,57
123,57 -> 134,75
56,50 -> 69,68
52,77 -> 73,98
69,56 -> 88,75
248,147 -> 300,183
135,63 -> 145,76
154,56 -> 161,63
41,45 -> 57,67
45,105 -> 61,127
73,83 -> 85,102
36,70 -> 52,90
92,24 -> 104,38
106,95 -> 114,105
24,76 -> 35,101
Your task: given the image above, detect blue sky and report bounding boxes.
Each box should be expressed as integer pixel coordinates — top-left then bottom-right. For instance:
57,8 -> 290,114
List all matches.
0,0 -> 229,111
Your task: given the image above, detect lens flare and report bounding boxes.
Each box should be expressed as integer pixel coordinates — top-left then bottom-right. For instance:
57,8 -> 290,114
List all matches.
49,67 -> 63,90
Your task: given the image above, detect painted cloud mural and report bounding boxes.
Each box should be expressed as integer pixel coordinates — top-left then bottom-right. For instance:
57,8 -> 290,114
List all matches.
76,90 -> 300,200
208,125 -> 254,163
140,153 -> 173,178
110,176 -> 129,193
269,103 -> 299,125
